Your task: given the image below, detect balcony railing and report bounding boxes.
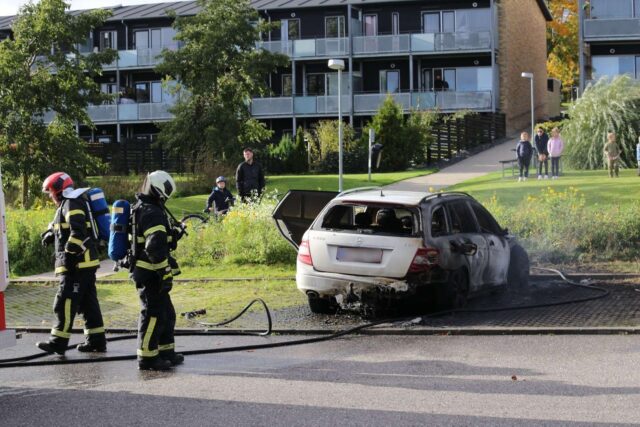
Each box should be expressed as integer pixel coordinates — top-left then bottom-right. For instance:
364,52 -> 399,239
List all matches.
258,38 -> 349,58
353,32 -> 491,55
250,91 -> 492,117
583,18 -> 640,40
43,102 -> 174,123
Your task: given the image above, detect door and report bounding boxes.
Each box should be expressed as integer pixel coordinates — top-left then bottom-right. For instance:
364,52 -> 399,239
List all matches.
272,190 -> 338,250
134,30 -> 149,49
380,70 -> 400,93
100,30 -> 117,50
444,200 -> 488,291
281,19 -> 300,41
423,12 -> 440,33
325,16 -> 345,38
470,201 -> 510,286
364,14 -> 378,36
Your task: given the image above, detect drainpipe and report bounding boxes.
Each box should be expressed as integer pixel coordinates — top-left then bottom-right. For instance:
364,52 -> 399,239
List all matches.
347,5 -> 354,125
578,0 -> 585,95
490,0 -> 498,113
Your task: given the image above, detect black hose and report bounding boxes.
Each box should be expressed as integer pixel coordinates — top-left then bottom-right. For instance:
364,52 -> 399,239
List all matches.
0,268 -> 611,368
194,298 -> 273,336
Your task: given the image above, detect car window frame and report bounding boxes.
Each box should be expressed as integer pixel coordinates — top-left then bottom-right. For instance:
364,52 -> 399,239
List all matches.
469,200 -> 505,236
429,203 -> 450,237
444,199 -> 480,234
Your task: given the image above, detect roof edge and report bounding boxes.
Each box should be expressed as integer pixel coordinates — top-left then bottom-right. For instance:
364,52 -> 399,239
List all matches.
536,0 -> 553,22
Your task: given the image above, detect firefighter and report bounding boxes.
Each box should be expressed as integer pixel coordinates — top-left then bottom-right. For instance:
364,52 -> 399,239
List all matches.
37,172 -> 106,355
131,170 -> 183,371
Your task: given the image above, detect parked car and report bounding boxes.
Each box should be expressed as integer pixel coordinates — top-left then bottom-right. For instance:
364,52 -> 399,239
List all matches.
272,188 -> 529,315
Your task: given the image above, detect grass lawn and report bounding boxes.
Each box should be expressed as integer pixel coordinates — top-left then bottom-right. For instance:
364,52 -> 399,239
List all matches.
450,168 -> 640,209
107,263 -> 296,280
167,169 -> 434,214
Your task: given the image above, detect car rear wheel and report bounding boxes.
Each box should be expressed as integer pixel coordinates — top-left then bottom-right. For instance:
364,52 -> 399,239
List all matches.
507,244 -> 530,289
307,295 -> 338,314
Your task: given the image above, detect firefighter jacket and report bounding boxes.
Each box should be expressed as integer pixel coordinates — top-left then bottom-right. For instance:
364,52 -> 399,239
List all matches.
52,196 -> 100,275
130,194 -> 181,283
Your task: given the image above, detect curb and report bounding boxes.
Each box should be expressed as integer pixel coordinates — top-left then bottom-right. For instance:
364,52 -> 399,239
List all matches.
10,326 -> 640,336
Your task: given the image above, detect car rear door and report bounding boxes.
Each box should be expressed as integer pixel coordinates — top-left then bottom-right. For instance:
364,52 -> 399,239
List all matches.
272,190 -> 338,250
469,201 -> 510,286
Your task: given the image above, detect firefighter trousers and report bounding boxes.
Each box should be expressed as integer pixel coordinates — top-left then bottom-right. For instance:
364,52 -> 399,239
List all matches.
136,280 -> 176,360
50,269 -> 106,347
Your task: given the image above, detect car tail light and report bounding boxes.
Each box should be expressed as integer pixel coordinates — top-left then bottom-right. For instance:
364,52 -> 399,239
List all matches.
408,247 -> 439,273
298,238 -> 313,266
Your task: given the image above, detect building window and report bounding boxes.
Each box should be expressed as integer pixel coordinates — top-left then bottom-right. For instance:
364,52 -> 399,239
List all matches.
325,16 -> 345,38
392,13 -> 400,35
100,83 -> 118,104
306,73 -> 326,96
281,19 -> 300,41
590,0 -> 633,19
455,67 -> 493,91
455,9 -> 491,32
133,27 -> 177,50
379,70 -> 400,93
282,74 -> 293,96
134,81 -> 164,103
364,14 -> 378,36
100,31 -> 117,50
592,55 -> 635,80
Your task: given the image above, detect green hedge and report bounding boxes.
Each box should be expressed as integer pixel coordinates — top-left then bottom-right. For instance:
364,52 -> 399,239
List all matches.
7,207 -> 54,276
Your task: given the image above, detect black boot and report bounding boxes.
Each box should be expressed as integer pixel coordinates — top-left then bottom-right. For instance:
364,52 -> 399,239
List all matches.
36,341 -> 67,355
77,342 -> 107,353
160,351 -> 184,366
138,357 -> 173,371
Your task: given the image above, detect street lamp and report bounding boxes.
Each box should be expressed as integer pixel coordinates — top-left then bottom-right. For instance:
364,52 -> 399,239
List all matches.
521,72 -> 534,141
328,58 -> 345,192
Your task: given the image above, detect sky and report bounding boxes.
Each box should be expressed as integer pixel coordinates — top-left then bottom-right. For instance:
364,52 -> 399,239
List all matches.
0,0 -> 189,17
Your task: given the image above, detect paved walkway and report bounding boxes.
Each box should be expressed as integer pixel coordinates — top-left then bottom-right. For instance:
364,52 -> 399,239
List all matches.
385,136 -> 519,192
16,259 -> 117,282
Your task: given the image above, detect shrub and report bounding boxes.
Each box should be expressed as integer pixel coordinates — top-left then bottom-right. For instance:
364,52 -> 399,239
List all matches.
307,120 -> 362,173
535,119 -> 566,135
175,194 -> 296,266
563,75 -> 640,169
267,130 -> 308,174
369,95 -> 410,171
6,207 -> 54,276
483,187 -> 640,263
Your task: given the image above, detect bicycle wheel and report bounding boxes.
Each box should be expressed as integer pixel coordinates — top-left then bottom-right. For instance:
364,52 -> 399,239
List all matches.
180,214 -> 208,234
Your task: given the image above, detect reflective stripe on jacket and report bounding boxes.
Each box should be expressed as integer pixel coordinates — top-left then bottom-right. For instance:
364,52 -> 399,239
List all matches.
53,196 -> 99,275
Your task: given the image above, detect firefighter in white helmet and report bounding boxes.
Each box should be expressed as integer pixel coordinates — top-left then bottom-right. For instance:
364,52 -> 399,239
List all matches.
130,171 -> 184,371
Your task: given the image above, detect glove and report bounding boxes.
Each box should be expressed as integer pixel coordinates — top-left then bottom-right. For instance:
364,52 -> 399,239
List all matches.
41,230 -> 55,247
203,207 -> 211,213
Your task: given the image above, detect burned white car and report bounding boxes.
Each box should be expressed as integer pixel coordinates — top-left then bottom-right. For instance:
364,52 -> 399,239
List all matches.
273,188 -> 529,314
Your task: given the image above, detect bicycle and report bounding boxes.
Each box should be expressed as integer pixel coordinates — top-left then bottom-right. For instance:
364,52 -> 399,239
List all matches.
180,208 -> 228,233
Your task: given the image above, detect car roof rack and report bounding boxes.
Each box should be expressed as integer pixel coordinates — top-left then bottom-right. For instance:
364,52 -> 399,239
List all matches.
336,186 -> 383,198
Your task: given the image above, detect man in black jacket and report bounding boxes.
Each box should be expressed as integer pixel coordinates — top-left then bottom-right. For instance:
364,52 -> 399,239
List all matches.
235,148 -> 265,202
534,127 -> 549,179
131,171 -> 184,371
38,172 -> 106,355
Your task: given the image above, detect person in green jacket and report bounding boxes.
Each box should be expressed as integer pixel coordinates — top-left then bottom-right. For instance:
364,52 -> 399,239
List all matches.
604,131 -> 621,178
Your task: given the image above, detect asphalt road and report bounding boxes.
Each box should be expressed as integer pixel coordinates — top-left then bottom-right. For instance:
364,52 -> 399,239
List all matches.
1,333 -> 639,426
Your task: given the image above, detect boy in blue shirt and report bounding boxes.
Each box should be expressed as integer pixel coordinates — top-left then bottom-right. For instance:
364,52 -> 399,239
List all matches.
205,176 -> 235,215
636,137 -> 640,176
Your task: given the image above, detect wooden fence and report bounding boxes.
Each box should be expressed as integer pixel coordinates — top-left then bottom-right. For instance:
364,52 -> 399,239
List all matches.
86,141 -> 185,174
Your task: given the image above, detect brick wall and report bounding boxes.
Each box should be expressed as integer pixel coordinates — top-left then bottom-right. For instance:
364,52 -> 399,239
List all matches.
497,0 -> 549,135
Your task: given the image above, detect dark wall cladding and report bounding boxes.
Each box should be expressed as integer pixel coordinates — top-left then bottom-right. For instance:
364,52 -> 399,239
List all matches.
590,44 -> 640,56
361,60 -> 411,92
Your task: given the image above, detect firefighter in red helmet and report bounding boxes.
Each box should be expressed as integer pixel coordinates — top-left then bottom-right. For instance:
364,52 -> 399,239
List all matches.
37,172 -> 106,355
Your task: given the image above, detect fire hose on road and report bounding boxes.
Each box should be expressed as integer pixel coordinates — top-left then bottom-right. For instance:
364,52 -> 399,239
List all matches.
0,267 -> 611,369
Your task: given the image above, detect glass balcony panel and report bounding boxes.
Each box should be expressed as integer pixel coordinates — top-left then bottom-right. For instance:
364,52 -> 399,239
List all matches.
590,0 -> 633,19
294,97 -> 317,114
258,41 -> 293,56
315,38 -> 349,56
139,103 -> 173,120
434,32 -> 491,51
293,39 -> 316,57
88,105 -> 117,122
583,18 -> 640,39
436,91 -> 492,110
353,35 -> 410,55
316,95 -> 351,114
411,34 -> 435,52
118,103 -> 138,121
412,92 -> 436,109
117,50 -> 137,67
353,93 -> 411,113
137,48 -> 163,67
251,97 -> 293,116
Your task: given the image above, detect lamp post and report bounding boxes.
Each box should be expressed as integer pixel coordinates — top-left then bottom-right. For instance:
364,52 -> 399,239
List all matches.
328,58 -> 345,192
521,72 -> 534,141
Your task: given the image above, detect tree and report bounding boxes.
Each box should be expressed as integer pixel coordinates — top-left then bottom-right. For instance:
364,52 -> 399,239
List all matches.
156,0 -> 288,166
563,75 -> 640,169
369,95 -> 411,171
404,109 -> 438,165
0,0 -> 116,206
547,0 -> 579,98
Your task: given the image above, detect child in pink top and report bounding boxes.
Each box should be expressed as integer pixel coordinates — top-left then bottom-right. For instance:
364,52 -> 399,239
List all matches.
547,127 -> 564,179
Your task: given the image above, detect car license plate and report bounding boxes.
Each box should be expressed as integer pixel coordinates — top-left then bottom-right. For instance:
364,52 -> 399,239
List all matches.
336,247 -> 383,263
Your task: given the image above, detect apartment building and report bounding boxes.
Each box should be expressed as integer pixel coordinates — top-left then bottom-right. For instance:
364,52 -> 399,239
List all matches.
579,0 -> 640,91
0,0 -> 551,151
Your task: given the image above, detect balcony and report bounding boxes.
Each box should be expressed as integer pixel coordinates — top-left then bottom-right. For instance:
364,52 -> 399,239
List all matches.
43,102 -> 174,123
250,91 -> 492,117
583,18 -> 640,41
258,38 -> 349,59
352,32 -> 491,56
